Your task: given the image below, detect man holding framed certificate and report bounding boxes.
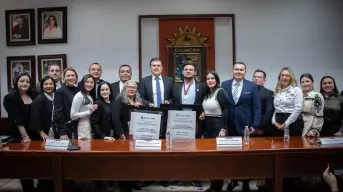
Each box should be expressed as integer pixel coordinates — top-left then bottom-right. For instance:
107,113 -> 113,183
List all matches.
167,58 -> 205,190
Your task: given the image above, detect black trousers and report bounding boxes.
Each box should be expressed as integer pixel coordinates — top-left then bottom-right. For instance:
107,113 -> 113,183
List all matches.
270,113 -> 303,136
203,116 -> 222,138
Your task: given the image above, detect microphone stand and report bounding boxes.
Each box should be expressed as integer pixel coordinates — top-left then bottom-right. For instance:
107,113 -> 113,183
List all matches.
57,119 -> 81,150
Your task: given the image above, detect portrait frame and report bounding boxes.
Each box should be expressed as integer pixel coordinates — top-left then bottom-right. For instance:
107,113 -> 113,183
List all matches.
37,54 -> 67,81
5,9 -> 35,46
38,7 -> 67,44
7,56 -> 36,92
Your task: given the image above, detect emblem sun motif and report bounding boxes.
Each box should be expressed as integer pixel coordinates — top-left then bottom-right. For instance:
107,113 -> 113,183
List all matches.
167,25 -> 208,47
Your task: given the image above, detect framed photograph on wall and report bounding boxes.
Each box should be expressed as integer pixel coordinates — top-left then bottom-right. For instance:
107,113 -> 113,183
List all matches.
38,7 -> 67,44
5,9 -> 35,46
7,56 -> 36,91
37,54 -> 67,81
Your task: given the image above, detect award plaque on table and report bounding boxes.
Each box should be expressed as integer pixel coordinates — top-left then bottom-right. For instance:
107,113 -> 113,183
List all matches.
160,104 -> 203,139
128,105 -> 164,140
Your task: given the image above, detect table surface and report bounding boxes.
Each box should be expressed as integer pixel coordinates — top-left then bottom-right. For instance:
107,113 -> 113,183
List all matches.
1,137 -> 343,155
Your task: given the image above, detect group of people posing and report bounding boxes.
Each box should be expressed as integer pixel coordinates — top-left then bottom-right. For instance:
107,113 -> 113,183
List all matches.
3,57 -> 343,192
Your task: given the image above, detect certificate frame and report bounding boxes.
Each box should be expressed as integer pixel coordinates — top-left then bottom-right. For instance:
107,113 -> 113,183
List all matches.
128,105 -> 164,139
160,104 -> 203,138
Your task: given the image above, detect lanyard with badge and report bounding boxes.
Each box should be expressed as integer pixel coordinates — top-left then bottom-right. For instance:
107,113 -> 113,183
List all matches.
183,81 -> 193,100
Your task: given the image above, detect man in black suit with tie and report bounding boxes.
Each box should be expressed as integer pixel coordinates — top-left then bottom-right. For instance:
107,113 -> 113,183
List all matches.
168,59 -> 205,191
138,57 -> 173,189
111,64 -> 133,99
138,57 -> 173,107
252,69 -> 274,192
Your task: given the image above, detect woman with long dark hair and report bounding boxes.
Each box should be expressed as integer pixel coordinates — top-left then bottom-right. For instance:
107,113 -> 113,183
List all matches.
70,74 -> 98,139
300,73 -> 324,136
91,81 -> 116,140
201,71 -> 229,192
30,76 -> 57,140
200,71 -> 228,138
320,76 -> 343,136
3,73 -> 37,192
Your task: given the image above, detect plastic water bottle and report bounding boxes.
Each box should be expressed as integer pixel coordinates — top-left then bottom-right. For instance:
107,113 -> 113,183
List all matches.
244,126 -> 250,144
166,128 -> 172,148
48,127 -> 54,139
284,126 -> 290,142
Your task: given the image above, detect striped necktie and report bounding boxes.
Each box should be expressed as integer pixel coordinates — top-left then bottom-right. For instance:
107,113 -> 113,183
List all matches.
232,82 -> 240,104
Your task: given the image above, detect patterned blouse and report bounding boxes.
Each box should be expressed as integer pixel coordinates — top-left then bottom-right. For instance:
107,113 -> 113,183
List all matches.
301,91 -> 324,136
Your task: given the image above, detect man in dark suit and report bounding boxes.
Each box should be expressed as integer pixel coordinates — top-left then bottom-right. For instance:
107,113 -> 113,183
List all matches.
12,63 -> 25,86
111,64 -> 134,99
252,69 -> 274,136
138,57 -> 173,107
77,62 -> 104,99
252,69 -> 274,192
12,16 -> 29,39
138,57 -> 173,189
222,62 -> 261,192
168,60 -> 205,191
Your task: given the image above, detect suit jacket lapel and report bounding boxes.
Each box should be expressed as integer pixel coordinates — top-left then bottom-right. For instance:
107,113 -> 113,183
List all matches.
148,76 -> 154,102
195,83 -> 199,103
227,80 -> 234,104
162,76 -> 168,99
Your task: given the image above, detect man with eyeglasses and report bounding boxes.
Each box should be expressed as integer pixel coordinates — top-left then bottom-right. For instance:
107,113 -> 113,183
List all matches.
168,58 -> 205,190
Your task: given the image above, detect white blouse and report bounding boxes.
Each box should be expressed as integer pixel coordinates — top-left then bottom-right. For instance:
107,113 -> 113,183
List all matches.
203,88 -> 223,117
272,86 -> 303,128
70,92 -> 94,139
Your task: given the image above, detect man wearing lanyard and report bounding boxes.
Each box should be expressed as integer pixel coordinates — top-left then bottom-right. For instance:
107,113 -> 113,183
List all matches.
168,59 -> 205,190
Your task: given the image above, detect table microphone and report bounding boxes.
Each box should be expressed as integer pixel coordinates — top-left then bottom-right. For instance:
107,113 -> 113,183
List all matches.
58,119 -> 81,151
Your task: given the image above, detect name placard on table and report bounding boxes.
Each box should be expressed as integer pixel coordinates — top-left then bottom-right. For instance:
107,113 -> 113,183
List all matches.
135,139 -> 162,149
320,137 -> 343,145
216,137 -> 242,147
45,139 -> 69,150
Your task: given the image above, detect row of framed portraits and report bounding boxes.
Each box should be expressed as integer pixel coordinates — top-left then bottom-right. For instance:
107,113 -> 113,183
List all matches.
7,54 -> 67,91
5,7 -> 67,46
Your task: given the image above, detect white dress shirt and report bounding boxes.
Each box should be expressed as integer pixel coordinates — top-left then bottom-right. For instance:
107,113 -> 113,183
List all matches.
272,86 -> 303,128
232,79 -> 243,100
152,75 -> 164,106
119,81 -> 124,93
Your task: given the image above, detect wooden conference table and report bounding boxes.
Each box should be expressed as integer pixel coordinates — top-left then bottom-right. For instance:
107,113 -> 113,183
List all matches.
1,137 -> 343,192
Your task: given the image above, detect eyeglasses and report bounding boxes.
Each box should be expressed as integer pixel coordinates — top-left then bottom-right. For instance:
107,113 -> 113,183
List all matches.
127,86 -> 137,90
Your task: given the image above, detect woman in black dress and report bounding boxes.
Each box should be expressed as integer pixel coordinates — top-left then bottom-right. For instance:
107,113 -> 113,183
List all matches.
3,72 -> 37,192
54,67 -> 79,139
91,81 -> 116,140
30,76 -> 56,140
29,76 -> 56,192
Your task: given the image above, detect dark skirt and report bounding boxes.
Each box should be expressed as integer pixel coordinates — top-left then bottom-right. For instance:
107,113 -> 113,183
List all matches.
203,116 -> 222,138
271,113 -> 303,136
